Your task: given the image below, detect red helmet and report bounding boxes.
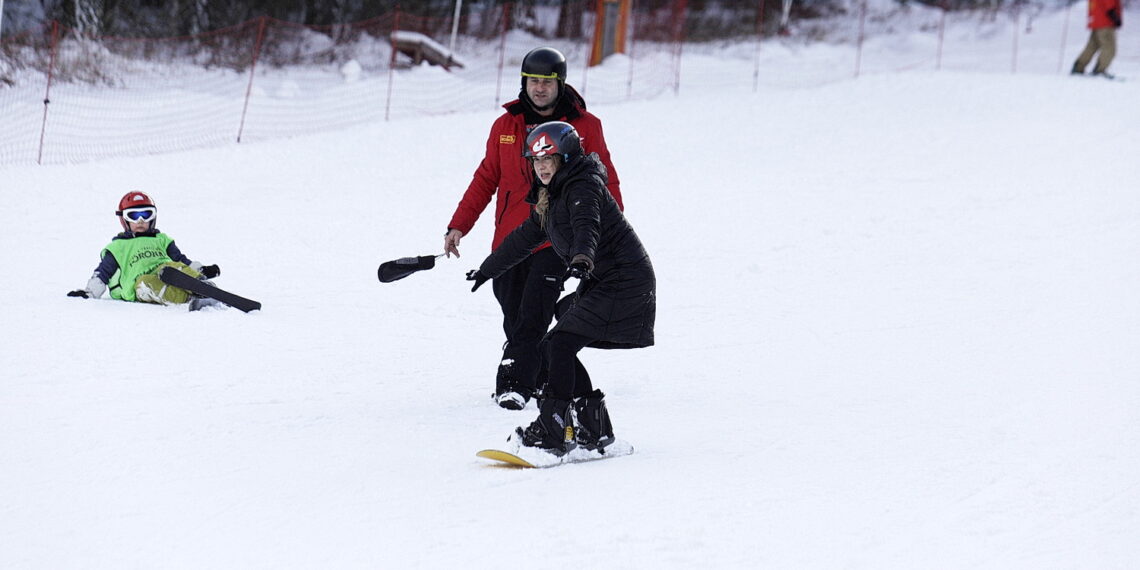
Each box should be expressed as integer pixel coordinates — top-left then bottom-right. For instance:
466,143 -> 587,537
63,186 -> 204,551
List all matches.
117,191 -> 155,213
116,191 -> 157,232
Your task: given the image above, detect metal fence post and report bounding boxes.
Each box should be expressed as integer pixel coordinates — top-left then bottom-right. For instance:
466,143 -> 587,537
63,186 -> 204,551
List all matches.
237,16 -> 268,143
37,20 -> 60,165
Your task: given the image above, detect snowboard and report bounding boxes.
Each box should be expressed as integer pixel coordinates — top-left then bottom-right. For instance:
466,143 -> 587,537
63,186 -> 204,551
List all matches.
159,266 -> 262,313
477,439 -> 635,469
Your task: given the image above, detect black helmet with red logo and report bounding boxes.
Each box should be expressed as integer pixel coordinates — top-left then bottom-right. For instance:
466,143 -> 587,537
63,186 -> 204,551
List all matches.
524,121 -> 582,161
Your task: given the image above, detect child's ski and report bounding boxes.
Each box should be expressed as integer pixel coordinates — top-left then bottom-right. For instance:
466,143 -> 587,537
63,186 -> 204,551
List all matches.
159,266 -> 261,313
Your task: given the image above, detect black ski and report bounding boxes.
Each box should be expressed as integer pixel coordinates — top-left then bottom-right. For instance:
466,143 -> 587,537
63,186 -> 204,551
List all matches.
159,266 -> 262,313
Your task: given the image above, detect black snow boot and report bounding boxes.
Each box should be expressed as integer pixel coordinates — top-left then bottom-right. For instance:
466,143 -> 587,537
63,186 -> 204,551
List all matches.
493,358 -> 533,410
515,397 -> 576,456
573,389 -> 615,452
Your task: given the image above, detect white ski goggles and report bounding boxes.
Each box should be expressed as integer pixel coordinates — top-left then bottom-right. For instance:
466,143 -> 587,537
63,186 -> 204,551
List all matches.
121,207 -> 156,222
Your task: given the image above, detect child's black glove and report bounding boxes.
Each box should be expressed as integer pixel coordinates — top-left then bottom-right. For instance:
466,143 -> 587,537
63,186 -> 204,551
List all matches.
199,264 -> 221,279
466,269 -> 489,292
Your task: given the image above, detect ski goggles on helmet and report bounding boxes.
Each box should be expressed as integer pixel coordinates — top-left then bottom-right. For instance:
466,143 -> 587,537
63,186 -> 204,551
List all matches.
121,207 -> 156,222
521,71 -> 562,80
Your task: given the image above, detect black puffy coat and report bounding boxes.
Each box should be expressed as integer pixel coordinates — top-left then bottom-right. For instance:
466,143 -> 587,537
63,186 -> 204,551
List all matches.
479,153 -> 655,349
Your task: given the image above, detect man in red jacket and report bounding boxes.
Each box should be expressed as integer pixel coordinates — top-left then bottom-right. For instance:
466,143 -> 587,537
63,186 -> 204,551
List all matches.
444,46 -> 622,410
1072,0 -> 1123,78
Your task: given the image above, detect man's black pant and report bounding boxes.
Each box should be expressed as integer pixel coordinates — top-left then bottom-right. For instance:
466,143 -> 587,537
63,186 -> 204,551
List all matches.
491,247 -> 565,397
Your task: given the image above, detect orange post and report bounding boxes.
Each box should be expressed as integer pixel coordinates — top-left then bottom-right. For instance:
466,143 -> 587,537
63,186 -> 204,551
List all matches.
590,0 -> 630,66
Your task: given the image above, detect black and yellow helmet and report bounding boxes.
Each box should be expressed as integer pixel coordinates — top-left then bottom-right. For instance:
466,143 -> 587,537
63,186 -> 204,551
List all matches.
521,47 -> 567,81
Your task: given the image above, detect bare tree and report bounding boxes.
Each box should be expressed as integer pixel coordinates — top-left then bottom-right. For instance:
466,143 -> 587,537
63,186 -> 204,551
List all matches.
556,0 -> 583,38
74,0 -> 104,34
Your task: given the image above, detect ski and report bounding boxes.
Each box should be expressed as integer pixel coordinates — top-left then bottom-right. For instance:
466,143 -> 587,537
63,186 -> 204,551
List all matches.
159,266 -> 262,313
1074,72 -> 1125,82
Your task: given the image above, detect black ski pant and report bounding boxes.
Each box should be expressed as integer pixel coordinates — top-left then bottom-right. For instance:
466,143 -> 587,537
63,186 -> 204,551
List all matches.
491,247 -> 564,397
542,331 -> 595,401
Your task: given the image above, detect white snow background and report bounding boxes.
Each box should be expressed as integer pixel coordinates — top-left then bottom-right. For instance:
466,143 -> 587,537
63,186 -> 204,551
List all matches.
2,5 -> 1139,568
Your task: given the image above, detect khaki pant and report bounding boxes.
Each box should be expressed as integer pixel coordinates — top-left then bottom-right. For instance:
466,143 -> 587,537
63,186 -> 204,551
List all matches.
1073,28 -> 1117,74
135,262 -> 201,305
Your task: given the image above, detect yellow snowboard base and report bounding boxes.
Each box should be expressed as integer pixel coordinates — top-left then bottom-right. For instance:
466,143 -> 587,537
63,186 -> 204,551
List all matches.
476,449 -> 538,468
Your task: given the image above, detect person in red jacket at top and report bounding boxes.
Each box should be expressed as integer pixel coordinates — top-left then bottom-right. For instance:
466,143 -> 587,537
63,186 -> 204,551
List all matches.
444,46 -> 622,411
1072,0 -> 1123,78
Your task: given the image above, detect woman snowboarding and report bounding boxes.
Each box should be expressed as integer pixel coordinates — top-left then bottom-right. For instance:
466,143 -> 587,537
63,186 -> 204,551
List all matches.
468,121 -> 655,460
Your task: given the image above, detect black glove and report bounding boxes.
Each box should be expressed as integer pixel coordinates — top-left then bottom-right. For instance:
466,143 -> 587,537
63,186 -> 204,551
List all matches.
1108,8 -> 1122,27
466,269 -> 489,292
67,289 -> 90,298
564,254 -> 594,281
199,264 -> 221,279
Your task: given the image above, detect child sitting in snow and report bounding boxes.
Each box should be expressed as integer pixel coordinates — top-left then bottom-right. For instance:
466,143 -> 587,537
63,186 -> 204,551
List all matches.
68,191 -> 220,308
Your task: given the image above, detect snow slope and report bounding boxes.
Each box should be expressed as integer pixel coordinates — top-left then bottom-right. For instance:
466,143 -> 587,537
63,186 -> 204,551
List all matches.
2,9 -> 1139,569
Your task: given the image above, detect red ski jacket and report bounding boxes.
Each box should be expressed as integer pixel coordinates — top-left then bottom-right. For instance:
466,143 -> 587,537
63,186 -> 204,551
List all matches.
447,87 -> 622,251
1088,0 -> 1122,29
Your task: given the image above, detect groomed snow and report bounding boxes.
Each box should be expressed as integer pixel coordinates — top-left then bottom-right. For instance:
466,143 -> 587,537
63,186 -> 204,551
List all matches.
2,8 -> 1138,568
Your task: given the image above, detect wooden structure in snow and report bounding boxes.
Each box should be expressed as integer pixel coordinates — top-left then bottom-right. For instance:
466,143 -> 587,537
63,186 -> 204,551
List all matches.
390,31 -> 464,70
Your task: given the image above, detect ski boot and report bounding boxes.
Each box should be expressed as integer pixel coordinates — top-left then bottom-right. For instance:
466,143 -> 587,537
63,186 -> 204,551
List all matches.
508,397 -> 576,457
573,389 -> 615,452
188,296 -> 222,311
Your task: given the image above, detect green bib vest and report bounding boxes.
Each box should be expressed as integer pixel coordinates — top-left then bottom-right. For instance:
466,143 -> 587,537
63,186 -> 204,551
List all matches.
103,233 -> 176,301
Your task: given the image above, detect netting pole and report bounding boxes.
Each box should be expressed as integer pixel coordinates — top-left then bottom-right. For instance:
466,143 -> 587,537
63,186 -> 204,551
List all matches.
936,3 -> 947,71
581,57 -> 589,99
627,0 -> 637,100
671,0 -> 687,96
581,1 -> 590,99
1058,0 -> 1073,73
494,3 -> 510,109
237,16 -> 267,143
1011,7 -> 1020,74
854,0 -> 866,78
448,0 -> 463,58
386,8 -> 400,122
753,0 -> 766,92
779,0 -> 792,35
37,20 -> 60,165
